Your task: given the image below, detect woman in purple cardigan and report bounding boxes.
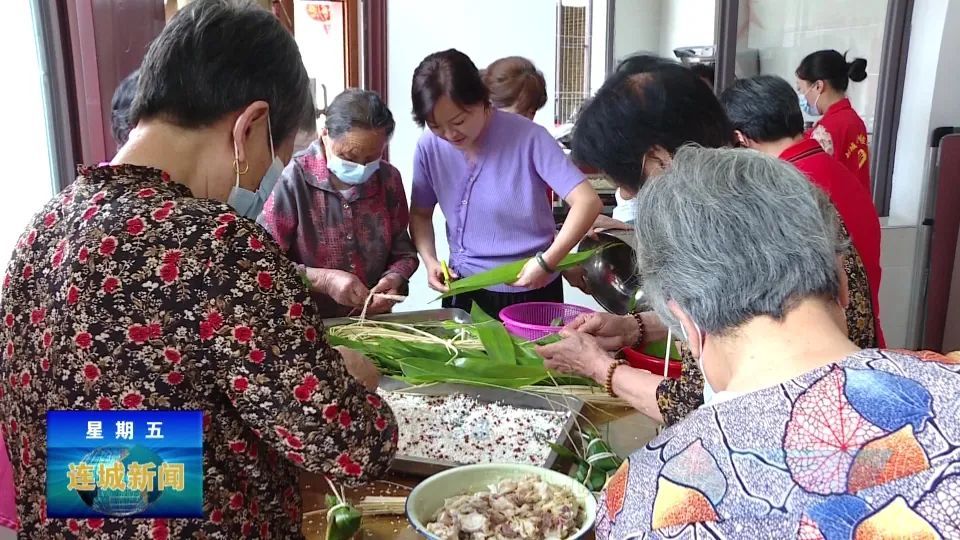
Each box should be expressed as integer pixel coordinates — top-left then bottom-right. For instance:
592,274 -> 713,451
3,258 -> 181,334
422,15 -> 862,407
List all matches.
408,49 -> 601,318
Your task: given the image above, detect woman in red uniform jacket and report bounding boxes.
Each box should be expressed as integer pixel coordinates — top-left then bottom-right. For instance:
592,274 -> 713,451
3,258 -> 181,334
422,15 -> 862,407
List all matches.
796,50 -> 872,191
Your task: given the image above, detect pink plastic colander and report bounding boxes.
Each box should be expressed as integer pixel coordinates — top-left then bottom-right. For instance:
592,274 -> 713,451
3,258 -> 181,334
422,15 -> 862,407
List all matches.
499,302 -> 594,341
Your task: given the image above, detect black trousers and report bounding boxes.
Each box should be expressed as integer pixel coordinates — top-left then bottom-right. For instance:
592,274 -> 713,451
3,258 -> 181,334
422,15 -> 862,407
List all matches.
441,277 -> 564,320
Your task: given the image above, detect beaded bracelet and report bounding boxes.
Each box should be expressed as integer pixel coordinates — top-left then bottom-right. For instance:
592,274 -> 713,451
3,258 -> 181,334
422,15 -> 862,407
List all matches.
631,311 -> 646,349
605,358 -> 628,398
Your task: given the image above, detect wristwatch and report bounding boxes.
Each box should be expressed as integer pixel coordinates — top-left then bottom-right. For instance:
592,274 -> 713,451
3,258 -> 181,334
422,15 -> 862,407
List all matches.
534,251 -> 555,273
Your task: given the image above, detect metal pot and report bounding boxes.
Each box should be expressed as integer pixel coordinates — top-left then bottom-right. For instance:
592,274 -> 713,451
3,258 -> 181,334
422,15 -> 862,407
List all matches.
577,230 -> 645,315
673,46 -> 716,65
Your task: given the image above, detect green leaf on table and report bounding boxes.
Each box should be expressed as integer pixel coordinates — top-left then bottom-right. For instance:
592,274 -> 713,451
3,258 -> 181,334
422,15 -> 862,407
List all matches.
474,321 -> 516,365
587,466 -> 608,491
547,441 -> 586,465
468,302 -> 518,364
326,335 -> 451,376
436,249 -> 600,300
470,303 -> 495,323
326,505 -> 362,540
514,342 -> 546,367
398,357 -> 547,388
585,437 -> 621,471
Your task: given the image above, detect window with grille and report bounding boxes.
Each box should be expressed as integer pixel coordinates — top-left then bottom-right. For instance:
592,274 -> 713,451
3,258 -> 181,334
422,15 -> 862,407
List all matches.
555,1 -> 591,124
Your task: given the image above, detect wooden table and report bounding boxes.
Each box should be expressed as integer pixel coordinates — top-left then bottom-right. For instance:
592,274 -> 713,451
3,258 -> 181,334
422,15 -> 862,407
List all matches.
300,403 -> 660,539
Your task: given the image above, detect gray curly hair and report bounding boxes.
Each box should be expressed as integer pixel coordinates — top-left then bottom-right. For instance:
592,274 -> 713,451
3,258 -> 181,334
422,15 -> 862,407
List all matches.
633,146 -> 844,335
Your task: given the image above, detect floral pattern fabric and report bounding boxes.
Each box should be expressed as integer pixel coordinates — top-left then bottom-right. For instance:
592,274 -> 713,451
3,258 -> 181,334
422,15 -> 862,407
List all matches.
599,349 -> 960,539
655,218 -> 878,427
0,165 -> 397,539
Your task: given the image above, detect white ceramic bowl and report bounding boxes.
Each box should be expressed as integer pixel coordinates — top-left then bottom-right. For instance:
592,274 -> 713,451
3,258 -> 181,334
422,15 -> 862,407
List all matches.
405,463 -> 598,539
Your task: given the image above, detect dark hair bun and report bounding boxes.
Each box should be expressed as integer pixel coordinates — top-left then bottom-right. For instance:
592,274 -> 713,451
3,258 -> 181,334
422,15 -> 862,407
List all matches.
847,57 -> 868,82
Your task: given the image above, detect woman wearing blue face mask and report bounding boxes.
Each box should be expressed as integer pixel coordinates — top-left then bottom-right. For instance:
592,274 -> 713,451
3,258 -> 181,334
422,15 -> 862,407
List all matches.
258,88 -> 419,317
796,50 -> 872,191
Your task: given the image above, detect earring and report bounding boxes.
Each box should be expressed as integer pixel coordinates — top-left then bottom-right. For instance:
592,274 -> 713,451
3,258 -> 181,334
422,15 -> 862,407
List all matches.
233,159 -> 249,175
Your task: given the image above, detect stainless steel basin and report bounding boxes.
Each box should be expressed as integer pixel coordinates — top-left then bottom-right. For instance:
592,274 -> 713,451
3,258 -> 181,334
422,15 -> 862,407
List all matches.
578,231 -> 644,315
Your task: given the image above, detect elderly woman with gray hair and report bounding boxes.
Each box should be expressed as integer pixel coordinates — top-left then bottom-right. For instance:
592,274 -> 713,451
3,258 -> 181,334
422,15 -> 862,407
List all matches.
259,88 -> 418,317
583,147 -> 960,539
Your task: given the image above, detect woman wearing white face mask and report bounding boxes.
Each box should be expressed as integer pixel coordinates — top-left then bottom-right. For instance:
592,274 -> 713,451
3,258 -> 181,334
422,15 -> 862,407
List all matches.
0,2 -> 396,538
258,88 -> 419,317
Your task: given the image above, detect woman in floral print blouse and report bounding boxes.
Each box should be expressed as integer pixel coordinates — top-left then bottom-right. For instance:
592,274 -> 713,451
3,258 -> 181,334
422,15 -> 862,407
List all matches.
0,1 -> 396,539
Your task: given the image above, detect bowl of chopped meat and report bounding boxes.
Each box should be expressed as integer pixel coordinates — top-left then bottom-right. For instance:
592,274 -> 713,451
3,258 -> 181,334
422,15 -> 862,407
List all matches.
406,463 -> 597,539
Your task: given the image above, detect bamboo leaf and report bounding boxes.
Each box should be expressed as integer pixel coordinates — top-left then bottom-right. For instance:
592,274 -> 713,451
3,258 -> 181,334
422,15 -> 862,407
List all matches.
473,321 -> 516,365
514,342 -> 545,367
398,358 -> 547,388
470,303 -> 495,323
326,505 -> 362,540
547,442 -> 586,465
437,249 -> 600,300
587,466 -> 608,491
469,303 -> 517,364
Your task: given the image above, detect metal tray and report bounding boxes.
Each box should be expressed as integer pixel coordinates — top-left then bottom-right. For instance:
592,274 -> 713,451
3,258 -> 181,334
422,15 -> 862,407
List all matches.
321,308 -> 472,329
323,308 -> 582,476
378,378 -> 584,477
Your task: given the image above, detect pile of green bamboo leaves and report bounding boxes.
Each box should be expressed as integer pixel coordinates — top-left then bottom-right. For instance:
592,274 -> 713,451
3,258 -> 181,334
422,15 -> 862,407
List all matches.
326,304 -> 595,389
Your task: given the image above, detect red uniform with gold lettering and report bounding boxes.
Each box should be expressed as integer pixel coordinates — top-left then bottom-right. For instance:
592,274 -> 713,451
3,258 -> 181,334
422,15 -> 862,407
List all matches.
805,98 -> 872,191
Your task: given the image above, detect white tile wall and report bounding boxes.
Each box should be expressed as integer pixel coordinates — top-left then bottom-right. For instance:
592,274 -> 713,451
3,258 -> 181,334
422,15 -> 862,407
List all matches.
741,0 -> 889,132
613,0 -> 662,62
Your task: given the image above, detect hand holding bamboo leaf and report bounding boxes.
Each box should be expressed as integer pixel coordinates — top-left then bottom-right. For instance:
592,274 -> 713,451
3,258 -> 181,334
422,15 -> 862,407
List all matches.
435,249 -> 599,300
536,331 -> 613,385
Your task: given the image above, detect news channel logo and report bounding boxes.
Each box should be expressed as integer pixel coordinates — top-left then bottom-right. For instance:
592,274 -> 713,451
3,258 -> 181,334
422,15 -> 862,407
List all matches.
46,410 -> 203,518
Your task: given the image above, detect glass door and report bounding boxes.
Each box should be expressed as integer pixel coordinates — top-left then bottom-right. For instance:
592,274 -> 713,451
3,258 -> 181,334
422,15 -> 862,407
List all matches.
0,1 -> 59,271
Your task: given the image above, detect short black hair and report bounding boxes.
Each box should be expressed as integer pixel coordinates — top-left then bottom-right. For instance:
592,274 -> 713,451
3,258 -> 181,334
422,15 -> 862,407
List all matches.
720,75 -> 804,143
111,69 -> 140,146
616,54 -> 672,75
325,89 -> 395,139
796,49 -> 868,92
131,0 -> 312,145
411,49 -> 489,127
571,56 -> 734,191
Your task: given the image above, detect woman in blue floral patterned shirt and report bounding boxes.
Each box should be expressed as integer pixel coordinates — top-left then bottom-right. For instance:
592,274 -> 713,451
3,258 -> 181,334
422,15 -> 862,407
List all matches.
593,147 -> 960,540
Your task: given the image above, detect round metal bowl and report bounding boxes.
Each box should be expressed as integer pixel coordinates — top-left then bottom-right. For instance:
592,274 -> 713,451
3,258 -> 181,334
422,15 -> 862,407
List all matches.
578,230 -> 644,315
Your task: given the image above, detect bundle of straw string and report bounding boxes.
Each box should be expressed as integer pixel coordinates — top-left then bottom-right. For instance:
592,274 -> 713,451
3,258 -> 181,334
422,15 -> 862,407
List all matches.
303,496 -> 407,518
526,385 -> 628,407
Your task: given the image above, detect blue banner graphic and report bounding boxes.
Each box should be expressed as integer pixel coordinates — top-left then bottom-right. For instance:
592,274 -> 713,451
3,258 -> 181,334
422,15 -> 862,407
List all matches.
46,410 -> 203,519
